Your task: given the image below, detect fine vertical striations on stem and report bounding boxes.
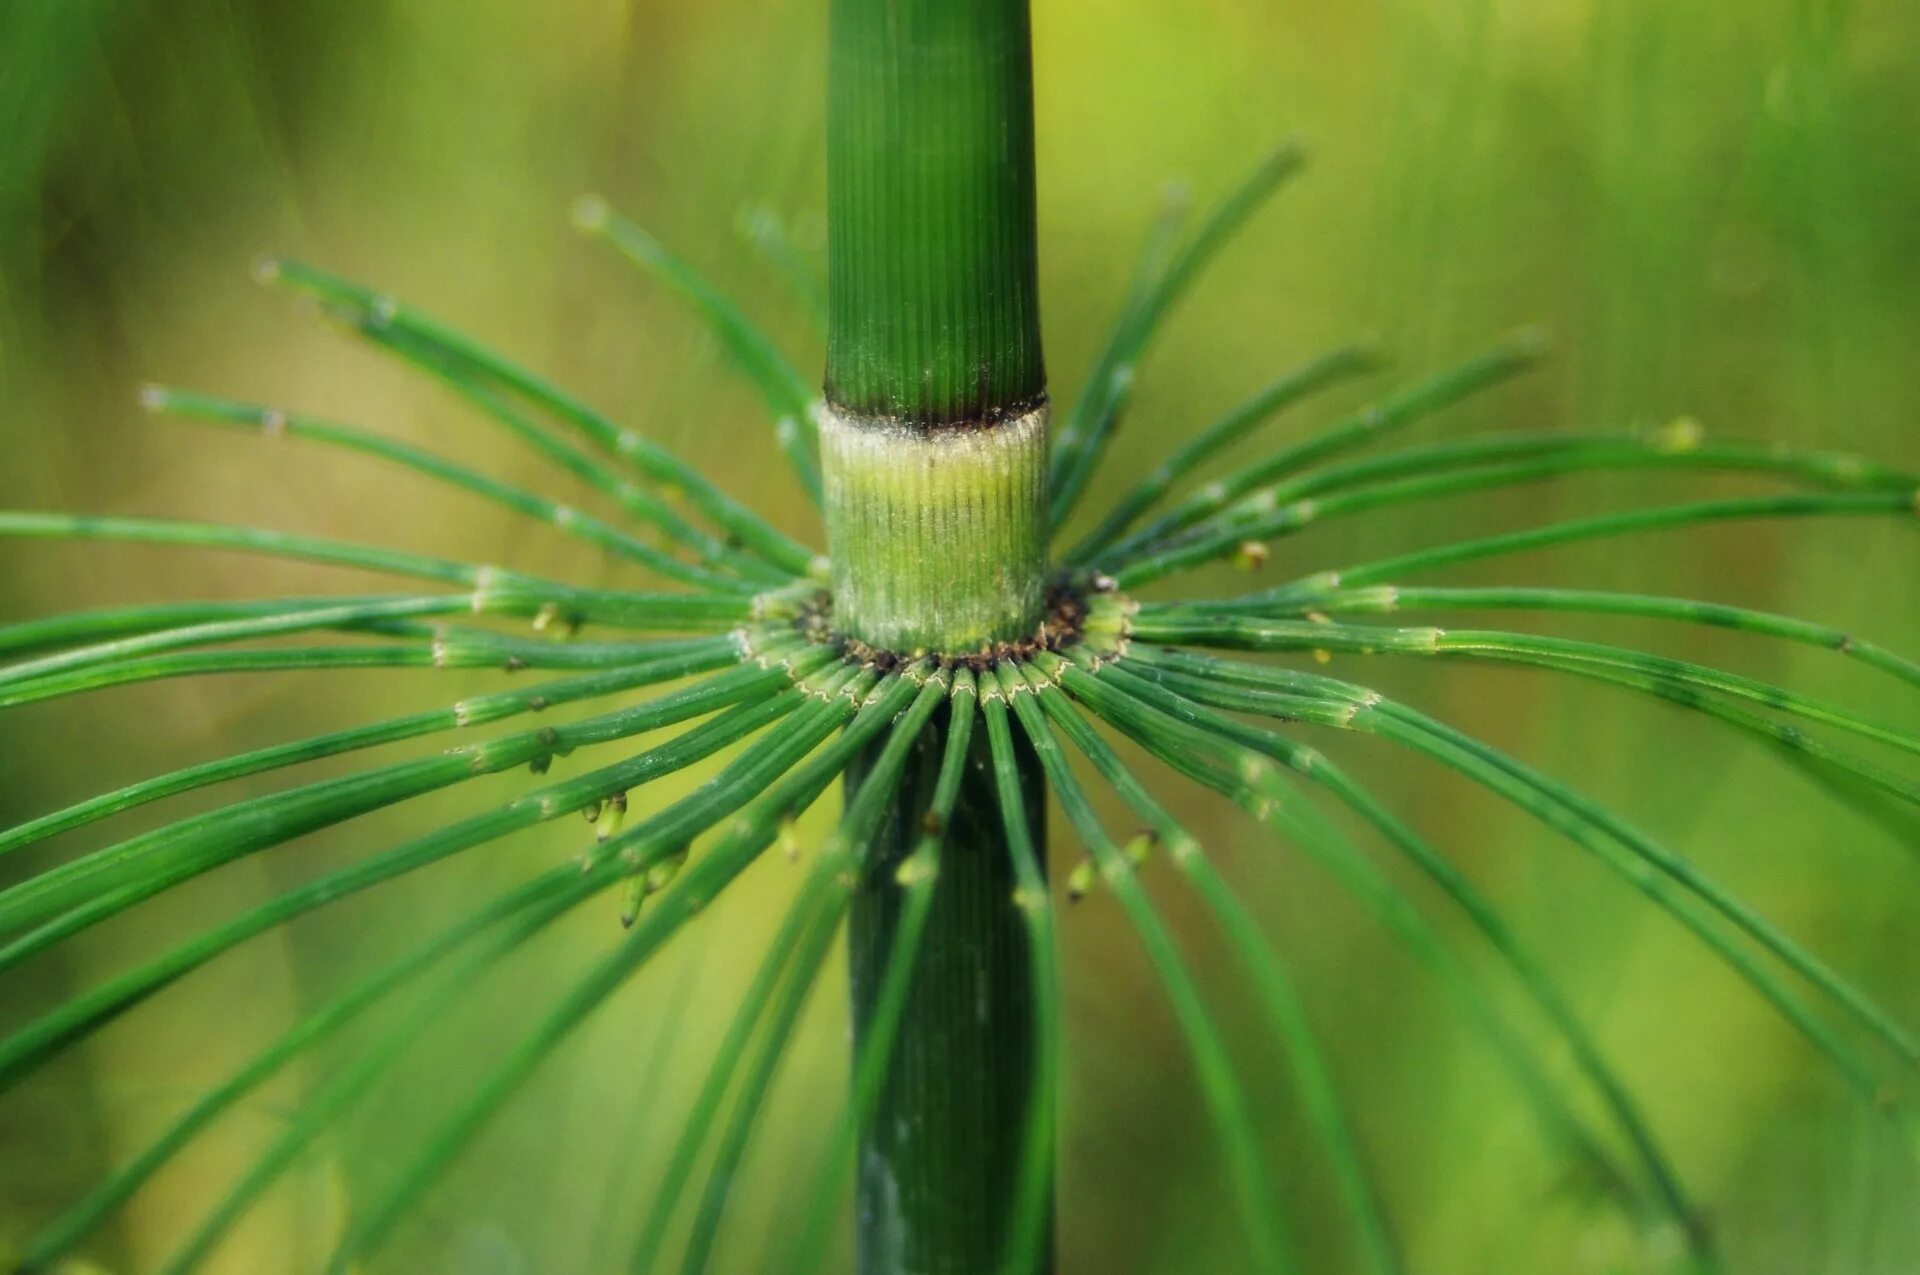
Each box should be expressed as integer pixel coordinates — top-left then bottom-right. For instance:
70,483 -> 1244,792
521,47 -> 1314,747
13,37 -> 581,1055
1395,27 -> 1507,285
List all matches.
5,4 -> 1918,1271
826,0 -> 1045,426
820,403 -> 1049,652
847,703 -> 1046,1275
820,0 -> 1052,657
824,3 -> 1057,1273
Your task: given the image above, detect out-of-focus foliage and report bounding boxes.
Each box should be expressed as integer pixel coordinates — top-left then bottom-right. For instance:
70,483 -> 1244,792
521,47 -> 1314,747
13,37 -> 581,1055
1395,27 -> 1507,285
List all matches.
2,2 -> 1916,1272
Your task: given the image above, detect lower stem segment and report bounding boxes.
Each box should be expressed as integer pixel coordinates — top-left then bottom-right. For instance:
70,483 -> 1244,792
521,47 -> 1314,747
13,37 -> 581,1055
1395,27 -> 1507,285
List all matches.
819,404 -> 1049,654
847,707 -> 1050,1275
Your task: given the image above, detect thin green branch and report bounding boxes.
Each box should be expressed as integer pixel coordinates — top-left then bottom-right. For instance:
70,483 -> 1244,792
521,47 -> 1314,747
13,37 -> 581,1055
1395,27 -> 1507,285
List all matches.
1024,674 -> 1402,1275
978,682 -> 1060,1275
0,593 -> 517,692
322,666 -> 916,1272
572,199 -> 823,502
1095,335 -> 1542,560
1167,426 -> 1917,545
1262,584 -> 1920,692
628,671 -> 942,1271
0,636 -> 755,859
416,629 -> 741,668
1071,655 -> 1710,1252
9,688 -> 824,1266
19,861 -> 598,1272
259,257 -> 816,574
1115,439 -> 1919,587
678,675 -> 948,1275
153,861 -> 628,1275
0,629 -> 741,711
1001,665 -> 1297,1275
0,645 -> 435,709
0,655 -> 801,964
143,385 -> 758,592
0,523 -> 757,640
738,204 -> 828,334
152,665 -> 865,1275
1064,344 -> 1379,562
1050,143 -> 1308,527
1130,611 -> 1920,805
0,511 -> 768,639
1131,646 -> 1919,1087
627,867 -> 843,1274
18,668 -> 837,1251
675,876 -> 845,1275
376,324 -> 791,584
1121,610 -> 1920,810
1053,654 -> 1649,1223
0,596 -> 380,660
583,942 -> 707,1271
1041,184 -> 1187,507
1227,490 -> 1919,612
0,510 -> 527,590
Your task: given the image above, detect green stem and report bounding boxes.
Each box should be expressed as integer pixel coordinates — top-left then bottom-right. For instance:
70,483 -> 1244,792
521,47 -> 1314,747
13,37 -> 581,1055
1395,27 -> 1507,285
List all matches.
821,408 -> 1048,650
820,0 -> 1050,653
848,693 -> 1049,1274
826,0 -> 1043,422
826,4 -> 1054,1270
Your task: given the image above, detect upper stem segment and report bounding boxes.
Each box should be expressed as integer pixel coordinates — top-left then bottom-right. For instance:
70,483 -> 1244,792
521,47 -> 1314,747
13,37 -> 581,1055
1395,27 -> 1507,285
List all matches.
826,3 -> 1055,1273
823,0 -> 1050,655
826,0 -> 1045,424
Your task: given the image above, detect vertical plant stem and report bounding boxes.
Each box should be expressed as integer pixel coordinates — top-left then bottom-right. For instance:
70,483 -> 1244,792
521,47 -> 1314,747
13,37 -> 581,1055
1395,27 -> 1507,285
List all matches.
828,1 -> 1053,1269
821,0 -> 1050,654
848,702 -> 1048,1274
826,0 -> 1044,422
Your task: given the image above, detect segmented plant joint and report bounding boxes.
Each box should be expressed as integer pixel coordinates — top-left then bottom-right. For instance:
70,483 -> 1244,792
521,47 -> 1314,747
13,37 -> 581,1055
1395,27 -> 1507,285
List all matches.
5,10 -> 1920,1275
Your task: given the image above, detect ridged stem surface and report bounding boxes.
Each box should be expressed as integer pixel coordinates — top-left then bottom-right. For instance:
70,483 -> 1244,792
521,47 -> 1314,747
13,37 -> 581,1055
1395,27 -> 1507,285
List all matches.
828,2 -> 1053,1272
821,404 -> 1048,652
826,0 -> 1044,423
847,708 -> 1046,1275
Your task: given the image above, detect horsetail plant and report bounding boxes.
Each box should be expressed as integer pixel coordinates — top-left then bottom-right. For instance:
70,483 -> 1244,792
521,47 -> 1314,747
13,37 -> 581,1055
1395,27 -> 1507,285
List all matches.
4,1 -> 1918,1272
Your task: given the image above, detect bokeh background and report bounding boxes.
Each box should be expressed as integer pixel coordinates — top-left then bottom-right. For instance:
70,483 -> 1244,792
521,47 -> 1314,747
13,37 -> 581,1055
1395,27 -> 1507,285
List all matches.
3,1 -> 1917,1272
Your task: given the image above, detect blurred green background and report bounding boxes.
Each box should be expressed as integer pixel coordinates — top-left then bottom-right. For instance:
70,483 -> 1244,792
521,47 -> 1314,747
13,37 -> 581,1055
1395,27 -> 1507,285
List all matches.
2,1 -> 1917,1272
